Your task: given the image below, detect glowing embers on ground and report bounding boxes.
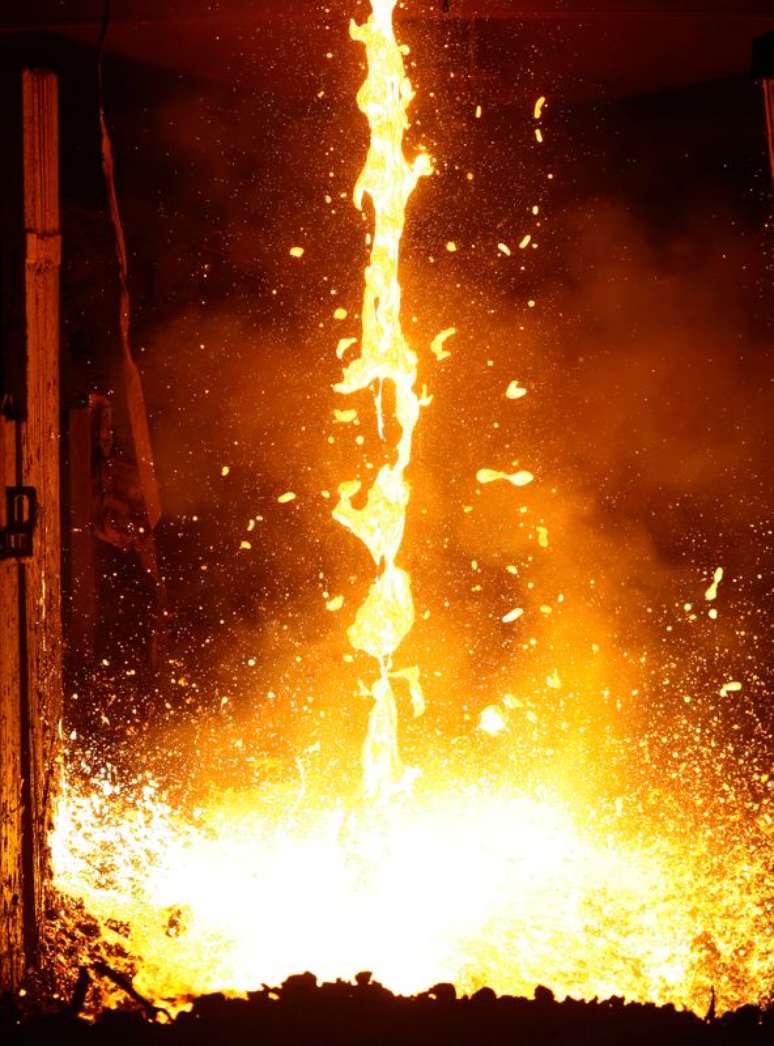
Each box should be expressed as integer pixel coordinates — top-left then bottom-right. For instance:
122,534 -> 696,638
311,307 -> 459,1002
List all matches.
332,0 -> 431,801
52,777 -> 771,1011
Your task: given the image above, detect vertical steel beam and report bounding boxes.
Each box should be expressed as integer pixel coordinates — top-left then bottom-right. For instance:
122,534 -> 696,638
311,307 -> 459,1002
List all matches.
0,67 -> 62,992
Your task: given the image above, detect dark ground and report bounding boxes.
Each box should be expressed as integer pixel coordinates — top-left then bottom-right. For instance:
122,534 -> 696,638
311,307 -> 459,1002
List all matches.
2,972 -> 773,1046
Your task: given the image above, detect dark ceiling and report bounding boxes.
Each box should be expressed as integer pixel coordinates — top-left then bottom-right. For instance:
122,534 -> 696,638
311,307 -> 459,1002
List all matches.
1,1 -> 773,100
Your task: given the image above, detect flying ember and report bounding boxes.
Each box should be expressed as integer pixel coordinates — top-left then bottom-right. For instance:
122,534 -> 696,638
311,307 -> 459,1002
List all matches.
50,0 -> 773,1020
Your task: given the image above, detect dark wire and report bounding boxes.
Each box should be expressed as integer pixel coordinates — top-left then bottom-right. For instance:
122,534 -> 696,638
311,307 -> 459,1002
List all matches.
96,0 -> 111,91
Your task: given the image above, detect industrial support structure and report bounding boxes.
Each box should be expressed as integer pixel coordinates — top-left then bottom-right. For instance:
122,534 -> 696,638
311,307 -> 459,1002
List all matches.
0,65 -> 63,992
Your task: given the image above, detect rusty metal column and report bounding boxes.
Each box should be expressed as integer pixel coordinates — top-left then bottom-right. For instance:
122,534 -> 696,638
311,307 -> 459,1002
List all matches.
0,67 -> 62,992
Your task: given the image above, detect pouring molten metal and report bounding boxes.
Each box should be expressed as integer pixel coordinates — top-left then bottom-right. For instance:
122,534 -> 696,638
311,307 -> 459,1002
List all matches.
51,0 -> 773,1016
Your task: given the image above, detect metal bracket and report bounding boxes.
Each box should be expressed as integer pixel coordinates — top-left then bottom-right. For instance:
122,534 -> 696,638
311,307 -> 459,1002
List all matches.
0,486 -> 37,560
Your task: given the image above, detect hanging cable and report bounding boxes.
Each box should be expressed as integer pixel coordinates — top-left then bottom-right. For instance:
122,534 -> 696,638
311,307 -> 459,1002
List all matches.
96,1 -> 166,667
96,0 -> 162,534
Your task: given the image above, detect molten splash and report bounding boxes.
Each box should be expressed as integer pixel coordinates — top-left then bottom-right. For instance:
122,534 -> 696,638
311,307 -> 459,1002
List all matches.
52,772 -> 773,1012
333,0 -> 432,800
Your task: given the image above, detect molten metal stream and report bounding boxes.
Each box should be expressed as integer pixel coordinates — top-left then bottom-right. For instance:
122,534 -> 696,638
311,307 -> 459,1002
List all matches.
333,0 -> 431,800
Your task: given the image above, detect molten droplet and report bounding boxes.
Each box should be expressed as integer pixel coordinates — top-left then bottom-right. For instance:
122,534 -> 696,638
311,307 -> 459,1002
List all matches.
705,566 -> 724,601
479,706 -> 506,735
336,337 -> 357,360
477,468 -> 534,488
430,327 -> 456,361
719,681 -> 742,696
